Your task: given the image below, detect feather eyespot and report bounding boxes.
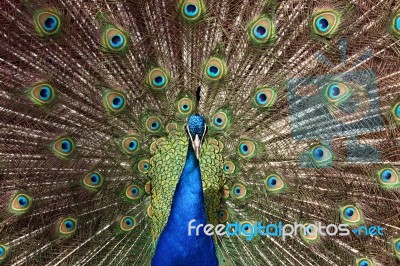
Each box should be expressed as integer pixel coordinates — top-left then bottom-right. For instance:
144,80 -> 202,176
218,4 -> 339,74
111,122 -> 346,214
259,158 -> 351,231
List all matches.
185,4 -> 199,17
211,110 -> 230,130
248,15 -> 275,45
102,25 -> 128,53
9,193 -> 32,215
108,32 -> 125,49
138,159 -> 151,174
217,209 -> 229,223
28,83 -> 56,106
395,239 -> 400,254
82,171 -> 104,191
312,10 -> 341,38
264,174 -> 285,193
300,223 -> 319,243
310,144 -> 333,167
237,140 -> 257,159
58,217 -> 78,238
145,116 -> 162,133
51,136 -> 76,159
390,237 -> 400,260
356,258 -> 374,266
231,183 -> 247,199
325,82 -> 352,103
390,12 -> 400,37
0,244 -> 10,263
179,0 -> 205,22
377,167 -> 399,189
340,205 -> 363,226
119,216 -> 137,231
391,101 -> 400,124
253,87 -> 277,108
146,67 -> 170,91
103,90 -> 126,114
223,161 -> 236,175
120,136 -> 140,155
177,97 -> 194,115
203,57 -> 227,81
241,222 -> 252,234
34,10 -> 62,37
396,15 -> 400,31
125,184 -> 143,200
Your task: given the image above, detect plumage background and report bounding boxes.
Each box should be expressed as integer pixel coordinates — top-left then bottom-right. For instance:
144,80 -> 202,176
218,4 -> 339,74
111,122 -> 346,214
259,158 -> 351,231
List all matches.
0,0 -> 399,265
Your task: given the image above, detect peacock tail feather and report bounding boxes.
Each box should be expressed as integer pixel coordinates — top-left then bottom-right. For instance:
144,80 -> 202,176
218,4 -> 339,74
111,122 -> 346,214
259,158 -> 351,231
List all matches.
0,0 -> 400,265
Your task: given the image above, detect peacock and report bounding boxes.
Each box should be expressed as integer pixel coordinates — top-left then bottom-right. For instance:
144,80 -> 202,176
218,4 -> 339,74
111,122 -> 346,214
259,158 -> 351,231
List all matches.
0,0 -> 400,265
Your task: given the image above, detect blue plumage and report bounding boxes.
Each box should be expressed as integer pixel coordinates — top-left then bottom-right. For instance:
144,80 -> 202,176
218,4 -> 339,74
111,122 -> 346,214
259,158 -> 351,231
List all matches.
152,145 -> 218,266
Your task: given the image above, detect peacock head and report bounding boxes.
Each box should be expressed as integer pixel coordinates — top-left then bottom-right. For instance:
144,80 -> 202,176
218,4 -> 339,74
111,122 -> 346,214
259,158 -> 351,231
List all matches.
186,114 -> 207,159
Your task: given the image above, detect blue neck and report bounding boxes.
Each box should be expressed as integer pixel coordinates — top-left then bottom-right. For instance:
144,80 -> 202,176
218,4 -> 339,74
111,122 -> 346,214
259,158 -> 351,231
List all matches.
152,145 -> 218,266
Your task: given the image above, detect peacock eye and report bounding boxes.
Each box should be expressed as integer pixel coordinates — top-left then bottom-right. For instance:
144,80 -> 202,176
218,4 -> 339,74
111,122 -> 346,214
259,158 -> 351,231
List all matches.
312,10 -> 341,38
340,205 -> 363,225
103,26 -> 128,53
39,86 -> 51,100
396,239 -> 400,253
177,97 -> 194,116
390,12 -> 400,37
64,220 -> 75,231
51,136 -> 76,159
44,16 -> 58,31
240,144 -> 249,154
10,193 -> 32,215
103,90 -> 127,114
325,82 -> 351,103
153,76 -> 165,87
146,67 -> 170,91
28,83 -> 56,106
392,101 -> 400,123
397,15 -> 400,31
61,140 -> 72,152
185,4 -> 198,17
237,140 -> 256,159
82,171 -> 104,191
211,111 -> 229,130
357,258 -> 374,266
120,136 -> 140,155
18,196 -> 28,207
300,223 -> 319,243
34,10 -> 62,37
0,244 -> 9,262
253,87 -> 277,108
310,144 -> 333,167
109,34 -> 124,48
208,66 -> 220,77
125,184 -> 143,201
264,174 -> 285,193
203,57 -> 227,81
138,159 -> 151,173
248,16 -> 275,45
377,167 -> 399,189
119,216 -> 136,231
223,161 -> 236,175
145,116 -> 162,133
179,0 -> 204,22
231,183 -> 247,199
217,209 -> 229,223
58,217 -> 78,238
254,25 -> 267,39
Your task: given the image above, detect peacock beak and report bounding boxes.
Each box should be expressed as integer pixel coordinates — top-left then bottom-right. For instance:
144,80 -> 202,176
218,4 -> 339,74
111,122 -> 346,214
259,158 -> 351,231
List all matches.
192,134 -> 202,159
